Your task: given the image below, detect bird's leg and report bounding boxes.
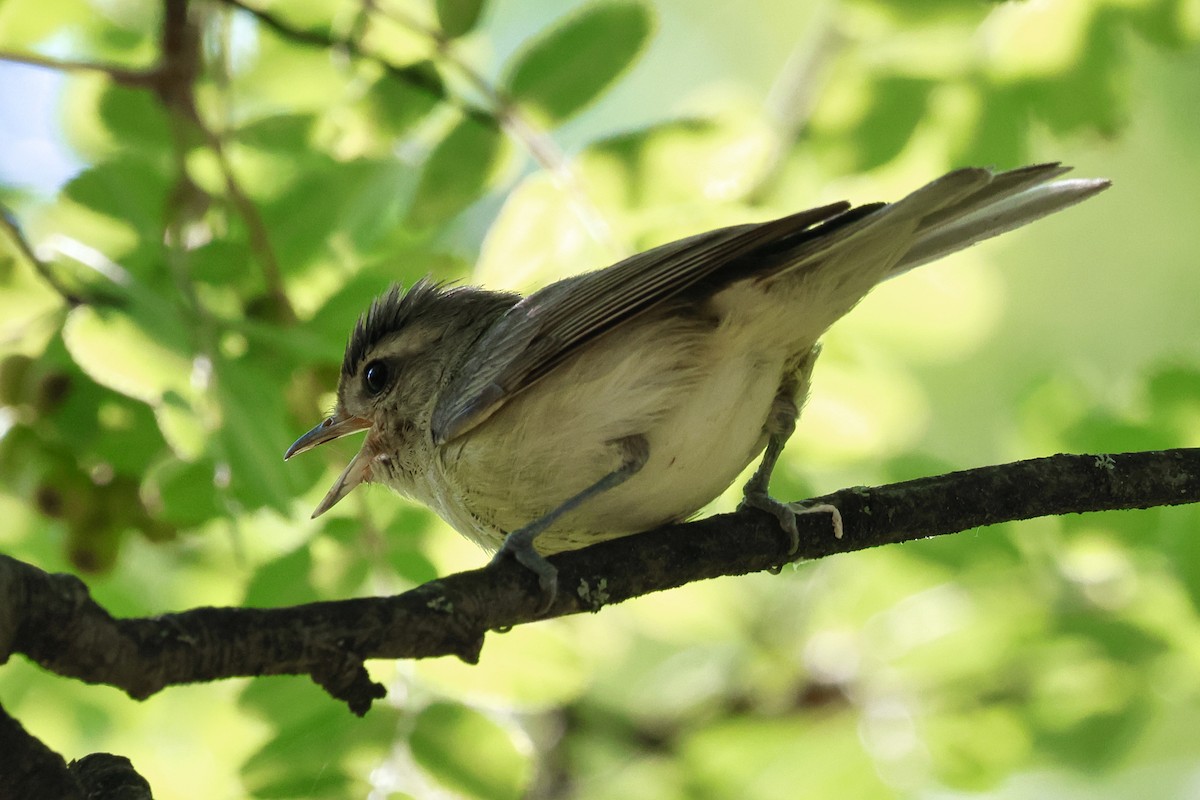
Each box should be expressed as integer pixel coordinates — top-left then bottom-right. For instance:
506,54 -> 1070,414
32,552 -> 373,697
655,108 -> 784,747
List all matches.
739,371 -> 842,556
493,434 -> 649,612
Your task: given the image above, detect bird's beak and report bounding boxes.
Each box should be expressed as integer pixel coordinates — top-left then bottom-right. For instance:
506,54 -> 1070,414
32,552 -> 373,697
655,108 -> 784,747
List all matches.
285,412 -> 374,519
284,413 -> 371,460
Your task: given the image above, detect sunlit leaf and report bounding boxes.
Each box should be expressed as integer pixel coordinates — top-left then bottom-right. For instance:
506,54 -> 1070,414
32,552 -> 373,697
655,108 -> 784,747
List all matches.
415,622 -> 588,709
587,115 -> 779,208
0,236 -> 64,348
0,0 -> 93,47
259,157 -> 414,274
681,714 -> 889,800
153,391 -> 207,460
62,305 -> 192,405
925,706 -> 1031,790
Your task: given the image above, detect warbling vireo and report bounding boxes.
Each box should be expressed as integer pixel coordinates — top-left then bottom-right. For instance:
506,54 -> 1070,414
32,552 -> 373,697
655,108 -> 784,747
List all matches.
286,163 -> 1109,607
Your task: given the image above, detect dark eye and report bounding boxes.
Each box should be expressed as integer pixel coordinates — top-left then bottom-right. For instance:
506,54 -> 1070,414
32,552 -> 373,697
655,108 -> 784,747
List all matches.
363,360 -> 391,395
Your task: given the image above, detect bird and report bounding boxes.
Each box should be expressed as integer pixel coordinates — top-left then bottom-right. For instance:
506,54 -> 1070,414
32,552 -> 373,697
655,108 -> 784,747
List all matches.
285,163 -> 1109,608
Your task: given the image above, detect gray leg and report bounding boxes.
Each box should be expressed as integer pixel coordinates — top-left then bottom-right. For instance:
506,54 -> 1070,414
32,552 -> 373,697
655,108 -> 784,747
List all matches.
739,353 -> 842,555
492,435 -> 649,612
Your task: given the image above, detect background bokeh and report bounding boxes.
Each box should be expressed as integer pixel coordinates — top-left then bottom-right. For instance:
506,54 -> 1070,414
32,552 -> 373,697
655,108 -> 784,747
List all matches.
2,0 -> 1200,798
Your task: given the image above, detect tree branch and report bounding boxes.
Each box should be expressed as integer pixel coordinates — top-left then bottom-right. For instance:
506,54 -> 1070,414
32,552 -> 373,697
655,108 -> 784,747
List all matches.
0,701 -> 155,799
156,0 -> 299,323
2,448 -> 1197,719
0,701 -> 83,799
0,50 -> 159,88
0,202 -> 85,307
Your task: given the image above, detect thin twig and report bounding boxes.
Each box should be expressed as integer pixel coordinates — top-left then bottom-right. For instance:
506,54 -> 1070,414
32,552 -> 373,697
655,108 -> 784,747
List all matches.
0,202 -> 84,306
0,49 -> 160,88
204,130 -> 297,322
750,4 -> 846,204
763,3 -> 845,143
214,0 -> 474,121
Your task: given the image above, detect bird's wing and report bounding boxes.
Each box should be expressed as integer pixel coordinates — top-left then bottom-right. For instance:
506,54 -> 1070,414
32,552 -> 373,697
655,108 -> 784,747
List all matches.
431,164 -> 1109,444
430,200 -> 859,443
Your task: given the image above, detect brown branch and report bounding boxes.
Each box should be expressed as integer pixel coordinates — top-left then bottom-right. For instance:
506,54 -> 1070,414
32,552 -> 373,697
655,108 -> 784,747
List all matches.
0,700 -> 154,800
156,0 -> 298,323
66,755 -> 153,800
0,702 -> 82,799
2,448 -> 1198,719
0,50 -> 159,88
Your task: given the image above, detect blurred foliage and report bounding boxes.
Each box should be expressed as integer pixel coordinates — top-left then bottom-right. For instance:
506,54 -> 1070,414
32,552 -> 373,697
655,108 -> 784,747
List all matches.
1,0 -> 1199,798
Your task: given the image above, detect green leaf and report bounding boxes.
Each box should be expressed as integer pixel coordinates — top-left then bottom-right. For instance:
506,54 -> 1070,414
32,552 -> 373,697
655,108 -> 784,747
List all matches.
363,67 -> 443,138
61,157 -> 171,251
586,116 -> 778,208
0,235 -> 65,349
243,545 -> 318,607
0,0 -> 92,47
154,391 -> 208,461
259,157 -> 414,274
49,158 -> 172,284
143,457 -> 224,528
851,76 -> 932,171
1026,652 -> 1152,770
97,85 -> 171,157
503,0 -> 655,125
233,113 -> 316,152
681,714 -> 889,800
925,705 -> 1031,790
58,383 -> 166,474
406,115 -> 503,228
213,355 -> 321,513
410,703 -> 530,800
436,0 -> 487,38
240,697 -> 398,799
62,305 -> 192,405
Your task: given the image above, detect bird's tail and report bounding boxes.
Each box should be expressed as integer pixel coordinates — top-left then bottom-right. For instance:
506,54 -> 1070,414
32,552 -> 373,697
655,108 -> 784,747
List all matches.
889,163 -> 1111,276
750,163 -> 1109,342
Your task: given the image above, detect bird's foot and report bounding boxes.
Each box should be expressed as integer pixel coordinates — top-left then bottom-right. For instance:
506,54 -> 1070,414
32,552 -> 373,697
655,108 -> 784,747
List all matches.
739,492 -> 843,556
490,528 -> 558,615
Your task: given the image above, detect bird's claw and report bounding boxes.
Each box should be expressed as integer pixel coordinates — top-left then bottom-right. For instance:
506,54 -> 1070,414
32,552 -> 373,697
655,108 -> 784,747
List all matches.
740,492 -> 843,556
491,534 -> 558,615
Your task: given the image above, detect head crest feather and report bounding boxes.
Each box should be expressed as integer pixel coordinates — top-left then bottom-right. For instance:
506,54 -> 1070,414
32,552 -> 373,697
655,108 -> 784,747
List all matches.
342,279 -> 447,377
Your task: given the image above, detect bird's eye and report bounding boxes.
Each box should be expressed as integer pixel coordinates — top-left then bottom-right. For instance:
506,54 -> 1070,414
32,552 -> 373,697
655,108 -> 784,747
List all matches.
363,360 -> 391,395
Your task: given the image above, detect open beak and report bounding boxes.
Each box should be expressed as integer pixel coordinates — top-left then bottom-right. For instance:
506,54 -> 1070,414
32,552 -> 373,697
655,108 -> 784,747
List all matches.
285,412 -> 374,518
285,413 -> 370,460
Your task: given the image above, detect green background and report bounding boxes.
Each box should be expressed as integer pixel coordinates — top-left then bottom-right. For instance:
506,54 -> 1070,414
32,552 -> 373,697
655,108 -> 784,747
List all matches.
2,0 -> 1200,797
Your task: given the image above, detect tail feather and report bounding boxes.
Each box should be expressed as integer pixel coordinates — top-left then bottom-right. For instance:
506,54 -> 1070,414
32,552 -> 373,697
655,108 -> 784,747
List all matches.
894,165 -> 1110,274
763,166 -> 995,283
746,163 -> 1109,343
